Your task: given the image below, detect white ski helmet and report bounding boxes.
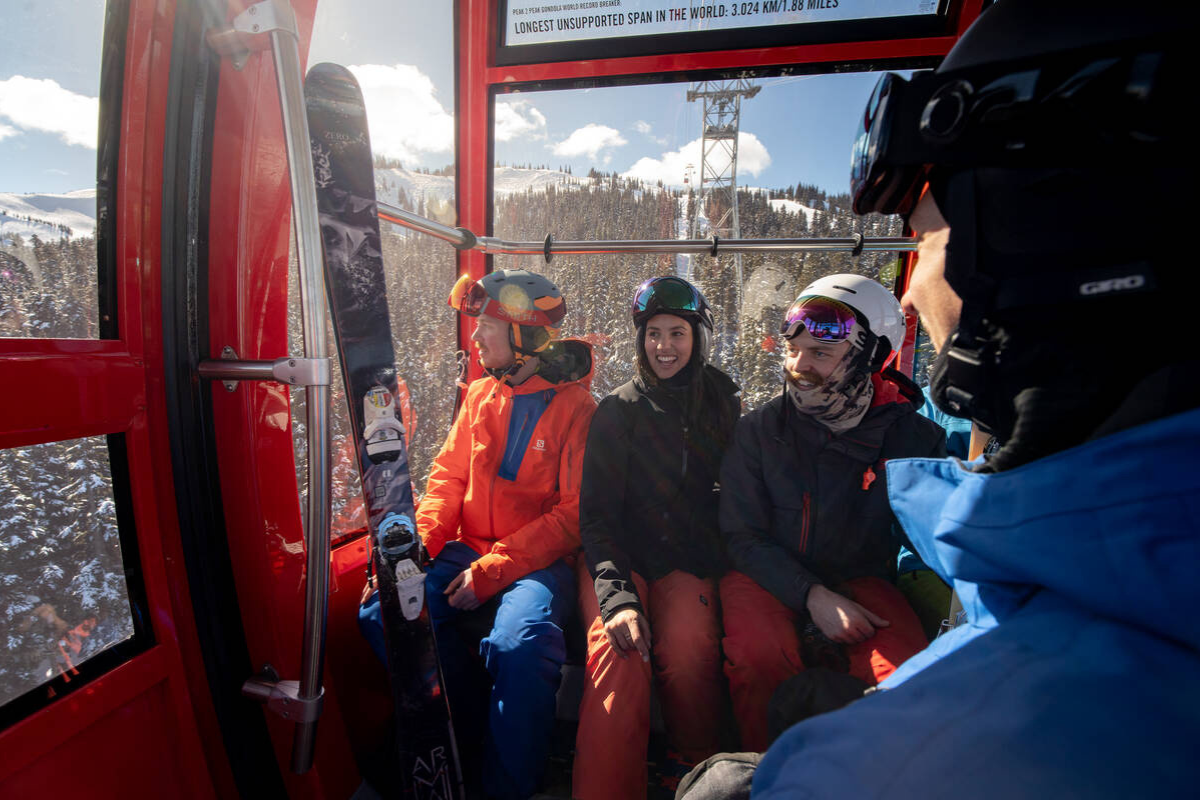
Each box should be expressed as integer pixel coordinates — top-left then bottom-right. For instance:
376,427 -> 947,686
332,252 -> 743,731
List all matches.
795,273 -> 906,365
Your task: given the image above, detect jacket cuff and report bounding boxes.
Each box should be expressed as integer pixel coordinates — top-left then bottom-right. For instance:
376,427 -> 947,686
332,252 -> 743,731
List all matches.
600,598 -> 644,624
420,532 -> 446,561
793,576 -> 819,611
469,554 -> 507,603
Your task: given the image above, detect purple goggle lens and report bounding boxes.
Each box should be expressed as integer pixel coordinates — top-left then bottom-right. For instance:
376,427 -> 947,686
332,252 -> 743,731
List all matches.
781,296 -> 858,342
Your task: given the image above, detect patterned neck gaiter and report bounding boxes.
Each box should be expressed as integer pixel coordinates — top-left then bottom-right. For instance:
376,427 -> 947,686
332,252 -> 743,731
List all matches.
785,347 -> 875,434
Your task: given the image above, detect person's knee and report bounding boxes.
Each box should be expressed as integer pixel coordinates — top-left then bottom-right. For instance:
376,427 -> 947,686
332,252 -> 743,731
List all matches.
484,620 -> 566,676
723,626 -> 799,677
657,624 -> 722,678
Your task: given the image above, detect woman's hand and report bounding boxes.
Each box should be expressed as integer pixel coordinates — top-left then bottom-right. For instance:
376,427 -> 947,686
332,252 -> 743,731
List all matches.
604,608 -> 652,661
806,584 -> 889,644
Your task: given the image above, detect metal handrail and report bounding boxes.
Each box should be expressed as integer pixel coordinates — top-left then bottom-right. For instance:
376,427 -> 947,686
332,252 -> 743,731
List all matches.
263,0 -> 331,775
376,199 -> 917,258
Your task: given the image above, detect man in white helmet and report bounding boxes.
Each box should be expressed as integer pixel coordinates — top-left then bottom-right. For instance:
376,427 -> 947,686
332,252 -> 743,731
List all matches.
718,273 -> 945,752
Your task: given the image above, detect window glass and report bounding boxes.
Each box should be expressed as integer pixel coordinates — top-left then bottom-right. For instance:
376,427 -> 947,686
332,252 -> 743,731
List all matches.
291,0 -> 458,542
0,1 -> 107,339
912,321 -> 937,388
492,73 -> 903,411
0,437 -> 137,707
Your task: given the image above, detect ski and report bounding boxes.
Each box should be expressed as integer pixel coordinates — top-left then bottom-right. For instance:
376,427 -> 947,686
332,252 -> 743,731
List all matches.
305,62 -> 462,800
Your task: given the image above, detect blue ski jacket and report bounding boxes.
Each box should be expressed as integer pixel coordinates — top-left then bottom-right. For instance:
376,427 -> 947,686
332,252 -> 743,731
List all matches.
753,407 -> 1200,798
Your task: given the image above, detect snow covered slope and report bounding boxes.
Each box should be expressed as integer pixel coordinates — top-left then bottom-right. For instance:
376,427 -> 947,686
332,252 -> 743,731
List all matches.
0,190 -> 96,242
374,165 -> 586,210
768,198 -> 817,225
0,171 -> 810,246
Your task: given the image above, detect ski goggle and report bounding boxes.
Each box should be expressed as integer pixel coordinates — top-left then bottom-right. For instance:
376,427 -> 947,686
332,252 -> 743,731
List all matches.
448,273 -> 563,326
851,50 -> 1173,217
449,274 -> 489,317
781,296 -> 859,342
850,71 -> 939,217
631,276 -> 707,318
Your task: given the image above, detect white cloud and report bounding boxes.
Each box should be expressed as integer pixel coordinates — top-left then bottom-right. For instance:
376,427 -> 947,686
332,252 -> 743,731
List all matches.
348,64 -> 454,163
0,122 -> 17,142
0,77 -> 98,149
495,99 -> 547,142
551,123 -> 627,164
622,132 -> 771,187
633,119 -> 667,146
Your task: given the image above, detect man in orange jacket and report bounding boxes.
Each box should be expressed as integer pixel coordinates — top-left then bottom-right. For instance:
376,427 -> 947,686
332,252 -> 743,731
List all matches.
419,269 -> 596,800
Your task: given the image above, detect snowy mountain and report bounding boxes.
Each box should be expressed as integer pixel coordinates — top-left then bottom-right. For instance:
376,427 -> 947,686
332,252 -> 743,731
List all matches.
374,164 -> 587,213
0,168 -> 587,243
0,189 -> 96,242
0,170 -> 822,246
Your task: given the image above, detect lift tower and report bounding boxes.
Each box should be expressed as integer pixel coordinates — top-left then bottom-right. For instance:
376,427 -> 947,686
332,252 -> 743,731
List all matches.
687,78 -> 759,363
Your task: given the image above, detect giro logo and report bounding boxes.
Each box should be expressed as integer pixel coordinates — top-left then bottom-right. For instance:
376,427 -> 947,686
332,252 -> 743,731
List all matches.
1079,275 -> 1146,296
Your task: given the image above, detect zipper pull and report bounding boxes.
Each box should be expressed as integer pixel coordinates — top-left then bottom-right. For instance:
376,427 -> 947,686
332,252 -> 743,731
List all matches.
862,465 -> 876,491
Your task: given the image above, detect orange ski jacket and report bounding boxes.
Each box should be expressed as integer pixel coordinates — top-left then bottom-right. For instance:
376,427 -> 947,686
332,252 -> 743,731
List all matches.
417,340 -> 596,602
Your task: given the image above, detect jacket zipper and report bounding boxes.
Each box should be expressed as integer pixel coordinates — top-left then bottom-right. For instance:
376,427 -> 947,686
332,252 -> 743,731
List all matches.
681,423 -> 689,478
490,397 -> 517,538
799,491 -> 811,555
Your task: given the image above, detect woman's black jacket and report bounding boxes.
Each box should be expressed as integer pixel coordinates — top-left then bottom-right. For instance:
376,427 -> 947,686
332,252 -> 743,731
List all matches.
719,370 -> 946,612
580,366 -> 740,622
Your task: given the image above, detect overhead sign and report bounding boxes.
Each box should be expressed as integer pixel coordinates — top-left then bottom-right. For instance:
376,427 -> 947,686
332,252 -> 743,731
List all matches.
504,0 -> 943,47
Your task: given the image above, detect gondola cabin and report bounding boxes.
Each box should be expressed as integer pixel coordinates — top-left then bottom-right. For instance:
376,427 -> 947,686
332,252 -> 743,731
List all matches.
0,1 -> 986,796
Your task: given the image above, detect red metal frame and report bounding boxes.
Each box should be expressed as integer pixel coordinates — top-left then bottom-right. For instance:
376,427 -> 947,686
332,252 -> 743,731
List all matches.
0,0 -> 225,796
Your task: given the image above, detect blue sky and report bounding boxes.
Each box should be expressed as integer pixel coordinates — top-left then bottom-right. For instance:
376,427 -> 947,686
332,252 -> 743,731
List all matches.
0,0 -> 105,195
2,0 -> 883,198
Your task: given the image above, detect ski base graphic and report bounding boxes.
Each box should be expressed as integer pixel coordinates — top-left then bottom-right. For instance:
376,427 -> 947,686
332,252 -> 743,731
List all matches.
306,61 -> 463,800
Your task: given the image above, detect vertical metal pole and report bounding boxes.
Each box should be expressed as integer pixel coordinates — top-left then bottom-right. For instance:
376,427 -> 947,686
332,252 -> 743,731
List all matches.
267,1 -> 331,775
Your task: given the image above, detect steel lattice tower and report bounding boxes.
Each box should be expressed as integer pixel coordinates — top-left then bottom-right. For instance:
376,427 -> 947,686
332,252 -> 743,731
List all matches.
687,78 -> 759,363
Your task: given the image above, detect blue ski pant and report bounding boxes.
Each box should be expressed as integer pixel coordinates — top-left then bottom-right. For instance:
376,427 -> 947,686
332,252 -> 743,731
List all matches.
425,541 -> 574,800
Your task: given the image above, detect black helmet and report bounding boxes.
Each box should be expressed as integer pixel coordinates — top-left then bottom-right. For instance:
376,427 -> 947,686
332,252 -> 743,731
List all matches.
851,0 -> 1198,441
630,276 -> 715,357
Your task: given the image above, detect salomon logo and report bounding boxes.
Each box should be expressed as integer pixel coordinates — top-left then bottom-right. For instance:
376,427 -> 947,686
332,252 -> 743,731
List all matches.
532,439 -> 546,451
1079,275 -> 1146,296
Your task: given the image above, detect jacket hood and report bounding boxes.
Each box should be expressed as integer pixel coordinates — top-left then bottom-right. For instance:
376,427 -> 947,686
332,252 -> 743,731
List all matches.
887,407 -> 1200,653
490,337 -> 594,395
870,367 -> 924,408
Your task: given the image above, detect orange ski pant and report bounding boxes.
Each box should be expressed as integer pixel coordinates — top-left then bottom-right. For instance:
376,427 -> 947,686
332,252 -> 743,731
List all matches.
572,562 -> 724,800
719,571 -> 927,752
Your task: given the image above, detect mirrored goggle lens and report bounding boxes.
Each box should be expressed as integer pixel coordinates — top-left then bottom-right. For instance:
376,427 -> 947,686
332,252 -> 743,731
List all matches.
781,296 -> 858,341
449,274 -> 489,317
632,276 -> 702,314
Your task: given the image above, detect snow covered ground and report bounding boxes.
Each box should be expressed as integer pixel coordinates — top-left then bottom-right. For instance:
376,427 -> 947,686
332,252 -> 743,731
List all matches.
0,189 -> 96,242
767,197 -> 817,226
0,169 -> 806,248
1,168 -> 588,246
374,165 -> 587,210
